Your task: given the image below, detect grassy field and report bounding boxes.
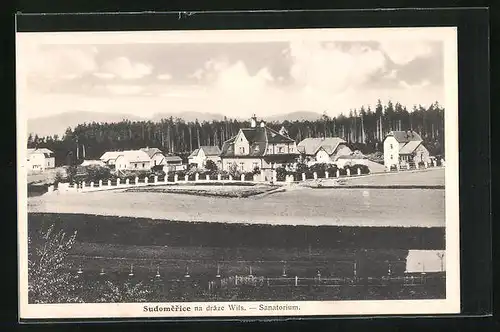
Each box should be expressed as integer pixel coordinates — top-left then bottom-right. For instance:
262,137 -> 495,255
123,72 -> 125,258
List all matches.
125,184 -> 280,198
330,168 -> 445,187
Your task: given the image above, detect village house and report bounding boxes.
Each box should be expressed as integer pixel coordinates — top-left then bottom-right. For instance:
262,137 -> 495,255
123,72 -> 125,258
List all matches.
188,146 -> 222,168
113,150 -> 152,171
140,147 -> 166,167
297,137 -> 352,165
99,151 -> 121,167
27,148 -> 56,172
219,115 -> 299,173
383,130 -> 431,169
163,155 -> 186,172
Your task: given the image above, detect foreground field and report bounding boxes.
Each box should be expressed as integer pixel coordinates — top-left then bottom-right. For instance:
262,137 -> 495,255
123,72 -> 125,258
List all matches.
329,168 -> 445,187
28,186 -> 445,227
125,184 -> 280,198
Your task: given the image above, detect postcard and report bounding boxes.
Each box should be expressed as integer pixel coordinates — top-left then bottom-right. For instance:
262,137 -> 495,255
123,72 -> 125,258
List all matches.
17,26 -> 459,320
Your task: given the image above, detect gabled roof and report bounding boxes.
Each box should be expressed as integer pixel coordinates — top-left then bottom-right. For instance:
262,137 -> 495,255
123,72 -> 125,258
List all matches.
399,140 -> 423,155
140,147 -> 163,159
200,146 -> 221,156
100,151 -> 121,162
220,126 -> 297,158
116,150 -> 151,163
27,148 -> 54,158
385,131 -> 422,143
297,137 -> 346,156
188,149 -> 199,159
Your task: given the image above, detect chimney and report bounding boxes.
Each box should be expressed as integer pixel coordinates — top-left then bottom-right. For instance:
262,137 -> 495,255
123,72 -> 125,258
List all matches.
250,114 -> 257,128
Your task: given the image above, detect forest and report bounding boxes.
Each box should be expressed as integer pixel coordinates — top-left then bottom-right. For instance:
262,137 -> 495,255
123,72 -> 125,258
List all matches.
27,100 -> 445,167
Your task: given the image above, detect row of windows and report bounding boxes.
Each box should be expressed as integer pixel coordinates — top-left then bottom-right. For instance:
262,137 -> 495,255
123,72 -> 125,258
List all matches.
238,145 -> 295,154
118,163 -> 147,169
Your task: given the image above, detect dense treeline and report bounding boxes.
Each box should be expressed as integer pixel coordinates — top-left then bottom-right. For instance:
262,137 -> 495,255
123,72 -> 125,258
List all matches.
27,100 -> 445,166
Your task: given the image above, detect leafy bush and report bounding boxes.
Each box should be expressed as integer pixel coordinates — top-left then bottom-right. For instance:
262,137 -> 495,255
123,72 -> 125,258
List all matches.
176,170 -> 186,178
244,172 -> 254,180
390,165 -> 398,172
28,224 -> 80,303
252,166 -> 261,175
228,163 -> 241,179
205,160 -> 218,172
276,166 -> 287,182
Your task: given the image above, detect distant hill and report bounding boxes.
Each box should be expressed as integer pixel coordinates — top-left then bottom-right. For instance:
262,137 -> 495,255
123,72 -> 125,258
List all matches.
27,111 -> 146,137
263,111 -> 323,123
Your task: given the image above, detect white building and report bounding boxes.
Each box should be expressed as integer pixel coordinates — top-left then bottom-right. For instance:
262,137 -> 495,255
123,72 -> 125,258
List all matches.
27,148 -> 55,172
297,137 -> 352,165
383,131 -> 431,169
140,147 -> 166,167
114,150 -> 152,171
188,146 -> 221,168
100,151 -> 121,167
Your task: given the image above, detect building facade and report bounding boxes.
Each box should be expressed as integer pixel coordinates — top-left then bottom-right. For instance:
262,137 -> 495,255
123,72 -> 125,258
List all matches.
27,148 -> 56,172
297,137 -> 352,165
220,116 -> 299,173
188,146 -> 222,168
114,151 -> 152,170
383,131 -> 431,168
140,147 -> 166,167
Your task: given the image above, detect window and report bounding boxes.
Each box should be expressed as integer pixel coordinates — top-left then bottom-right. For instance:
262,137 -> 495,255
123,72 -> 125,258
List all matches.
240,163 -> 244,171
142,163 -> 145,168
268,147 -> 273,154
390,155 -> 393,160
135,163 -> 137,168
240,138 -> 243,142
239,147 -> 245,154
278,147 -> 284,153
252,162 -> 258,169
390,144 -> 393,149
290,148 -> 294,152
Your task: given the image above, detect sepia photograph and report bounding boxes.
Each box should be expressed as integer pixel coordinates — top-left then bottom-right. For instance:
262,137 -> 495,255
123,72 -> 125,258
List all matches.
17,26 -> 460,319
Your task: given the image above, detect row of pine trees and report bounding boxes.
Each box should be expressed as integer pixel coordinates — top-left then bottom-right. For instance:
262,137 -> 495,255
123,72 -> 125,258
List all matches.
27,100 -> 445,166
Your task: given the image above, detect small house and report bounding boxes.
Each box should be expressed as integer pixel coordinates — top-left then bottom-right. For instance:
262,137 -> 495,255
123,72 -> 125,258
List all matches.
162,155 -> 186,172
114,150 -> 152,171
27,148 -> 55,172
140,147 -> 166,167
188,146 -> 222,168
99,151 -> 121,167
297,137 -> 352,165
383,131 -> 431,168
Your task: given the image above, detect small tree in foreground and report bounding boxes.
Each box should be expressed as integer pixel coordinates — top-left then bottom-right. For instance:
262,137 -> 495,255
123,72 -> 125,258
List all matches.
28,224 -> 80,303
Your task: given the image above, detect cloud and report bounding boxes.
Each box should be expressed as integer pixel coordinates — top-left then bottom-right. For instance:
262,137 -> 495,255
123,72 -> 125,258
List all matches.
288,41 -> 386,94
157,73 -> 172,80
21,45 -> 98,80
399,79 -> 431,89
379,41 -> 433,65
93,72 -> 115,79
106,84 -> 144,95
99,56 -> 153,80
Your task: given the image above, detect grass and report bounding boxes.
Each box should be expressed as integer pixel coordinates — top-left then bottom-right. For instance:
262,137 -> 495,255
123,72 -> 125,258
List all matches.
333,168 -> 445,187
29,213 -> 445,250
125,184 -> 279,198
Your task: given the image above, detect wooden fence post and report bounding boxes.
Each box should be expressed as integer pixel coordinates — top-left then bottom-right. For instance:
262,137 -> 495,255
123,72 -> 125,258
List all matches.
144,177 -> 148,184
336,169 -> 340,178
357,168 -> 361,175
206,174 -> 210,181
195,173 -> 199,181
302,173 -> 306,181
99,180 -> 102,187
154,175 -> 158,183
108,180 -> 111,186
313,172 -> 318,180
174,174 -> 178,182
125,178 -> 130,185
185,175 -> 188,181
135,176 -> 139,185
217,173 -> 222,181
241,174 -> 245,181
346,168 -> 351,177
325,171 -> 329,179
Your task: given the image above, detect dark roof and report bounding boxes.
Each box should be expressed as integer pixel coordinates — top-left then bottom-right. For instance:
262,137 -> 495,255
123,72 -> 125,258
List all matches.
200,146 -> 221,156
385,131 -> 422,143
221,126 -> 297,158
188,146 -> 221,158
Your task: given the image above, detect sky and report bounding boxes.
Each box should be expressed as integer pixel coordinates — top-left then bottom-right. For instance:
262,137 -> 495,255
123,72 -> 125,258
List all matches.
16,28 -> 454,120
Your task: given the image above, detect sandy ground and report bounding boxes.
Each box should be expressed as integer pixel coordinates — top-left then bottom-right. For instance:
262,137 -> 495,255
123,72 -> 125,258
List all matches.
28,184 -> 445,227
